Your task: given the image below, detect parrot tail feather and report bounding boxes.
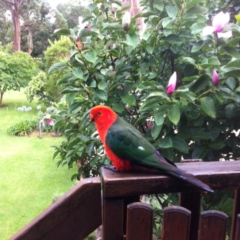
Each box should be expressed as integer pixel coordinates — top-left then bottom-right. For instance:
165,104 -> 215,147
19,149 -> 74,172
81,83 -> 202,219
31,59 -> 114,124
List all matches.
168,170 -> 214,193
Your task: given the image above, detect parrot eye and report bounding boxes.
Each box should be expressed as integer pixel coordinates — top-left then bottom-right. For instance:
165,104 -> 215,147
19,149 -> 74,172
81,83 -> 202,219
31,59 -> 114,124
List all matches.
98,111 -> 102,115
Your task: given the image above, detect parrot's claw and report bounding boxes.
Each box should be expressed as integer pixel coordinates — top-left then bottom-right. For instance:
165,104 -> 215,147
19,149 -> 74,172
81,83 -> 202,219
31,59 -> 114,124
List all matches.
104,166 -> 119,172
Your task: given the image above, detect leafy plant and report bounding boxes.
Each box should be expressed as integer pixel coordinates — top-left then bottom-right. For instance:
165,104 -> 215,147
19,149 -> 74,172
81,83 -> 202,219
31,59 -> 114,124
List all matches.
7,119 -> 37,136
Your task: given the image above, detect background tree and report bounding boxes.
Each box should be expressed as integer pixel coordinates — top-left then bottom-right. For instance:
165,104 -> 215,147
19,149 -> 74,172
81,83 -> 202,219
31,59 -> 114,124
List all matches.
56,1 -> 90,29
0,1 -> 13,46
0,45 -> 39,106
25,36 -> 73,104
1,0 -> 23,51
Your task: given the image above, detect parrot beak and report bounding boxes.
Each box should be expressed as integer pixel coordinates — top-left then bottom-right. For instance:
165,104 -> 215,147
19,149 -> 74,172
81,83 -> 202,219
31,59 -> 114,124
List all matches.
90,114 -> 94,122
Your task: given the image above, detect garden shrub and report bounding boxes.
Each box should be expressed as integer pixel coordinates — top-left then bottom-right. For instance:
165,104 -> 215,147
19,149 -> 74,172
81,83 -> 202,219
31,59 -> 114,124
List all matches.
7,119 -> 37,136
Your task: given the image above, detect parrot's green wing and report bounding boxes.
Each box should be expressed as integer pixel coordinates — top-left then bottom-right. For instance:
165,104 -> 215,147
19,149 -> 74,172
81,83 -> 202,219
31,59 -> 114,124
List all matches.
106,116 -> 176,171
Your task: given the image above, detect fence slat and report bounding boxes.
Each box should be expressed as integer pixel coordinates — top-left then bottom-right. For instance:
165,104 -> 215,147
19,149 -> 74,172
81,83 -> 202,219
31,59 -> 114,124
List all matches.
126,202 -> 153,240
231,189 -> 240,240
179,191 -> 200,240
234,214 -> 240,240
162,206 -> 191,240
198,210 -> 228,240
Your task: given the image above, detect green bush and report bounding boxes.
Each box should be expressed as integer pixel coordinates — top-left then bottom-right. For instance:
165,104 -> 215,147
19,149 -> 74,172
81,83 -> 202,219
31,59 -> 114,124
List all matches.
7,119 -> 37,136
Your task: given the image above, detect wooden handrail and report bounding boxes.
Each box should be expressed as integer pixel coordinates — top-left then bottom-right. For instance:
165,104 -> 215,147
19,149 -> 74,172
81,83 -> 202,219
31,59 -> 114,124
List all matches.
101,161 -> 240,197
11,161 -> 240,240
10,177 -> 101,240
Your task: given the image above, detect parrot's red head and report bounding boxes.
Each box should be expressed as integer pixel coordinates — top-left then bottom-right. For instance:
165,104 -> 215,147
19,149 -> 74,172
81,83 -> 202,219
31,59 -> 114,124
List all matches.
90,106 -> 118,142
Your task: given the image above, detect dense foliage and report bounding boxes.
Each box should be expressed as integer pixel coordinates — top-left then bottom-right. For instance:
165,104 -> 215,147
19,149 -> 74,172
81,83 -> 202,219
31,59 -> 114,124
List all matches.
52,0 -> 240,178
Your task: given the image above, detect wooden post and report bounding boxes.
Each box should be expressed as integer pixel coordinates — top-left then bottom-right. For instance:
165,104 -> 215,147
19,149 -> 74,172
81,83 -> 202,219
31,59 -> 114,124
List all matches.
102,197 -> 125,240
179,191 -> 201,240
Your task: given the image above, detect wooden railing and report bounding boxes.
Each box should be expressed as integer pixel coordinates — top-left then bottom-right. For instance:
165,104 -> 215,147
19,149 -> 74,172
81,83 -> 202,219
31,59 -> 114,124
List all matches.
11,161 -> 240,240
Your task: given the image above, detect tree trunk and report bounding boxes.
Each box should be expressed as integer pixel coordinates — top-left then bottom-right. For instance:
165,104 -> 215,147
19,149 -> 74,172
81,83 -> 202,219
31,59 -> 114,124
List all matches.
0,91 -> 3,107
13,5 -> 21,51
2,0 -> 23,52
25,25 -> 33,55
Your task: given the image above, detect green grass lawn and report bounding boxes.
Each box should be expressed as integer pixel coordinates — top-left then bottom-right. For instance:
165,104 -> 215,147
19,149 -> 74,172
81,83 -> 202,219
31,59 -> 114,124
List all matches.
0,90 -> 77,239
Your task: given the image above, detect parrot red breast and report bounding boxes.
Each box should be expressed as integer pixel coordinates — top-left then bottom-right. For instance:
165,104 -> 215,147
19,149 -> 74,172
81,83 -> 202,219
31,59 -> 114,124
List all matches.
90,105 -> 213,192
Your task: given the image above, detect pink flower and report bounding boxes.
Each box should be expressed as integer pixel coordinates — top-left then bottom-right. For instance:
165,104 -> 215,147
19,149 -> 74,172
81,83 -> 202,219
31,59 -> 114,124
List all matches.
167,72 -> 177,95
111,7 -> 115,14
86,25 -> 92,31
212,70 -> 219,86
202,12 -> 232,38
40,118 -> 55,126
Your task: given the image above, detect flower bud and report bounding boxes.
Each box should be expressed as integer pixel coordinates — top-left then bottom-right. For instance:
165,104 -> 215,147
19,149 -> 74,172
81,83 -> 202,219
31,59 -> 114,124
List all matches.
167,72 -> 177,95
212,70 -> 219,86
122,11 -> 131,29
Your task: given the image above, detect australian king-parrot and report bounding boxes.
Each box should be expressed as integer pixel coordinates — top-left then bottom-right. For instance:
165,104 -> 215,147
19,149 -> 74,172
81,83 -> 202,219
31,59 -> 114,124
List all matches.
90,105 -> 213,192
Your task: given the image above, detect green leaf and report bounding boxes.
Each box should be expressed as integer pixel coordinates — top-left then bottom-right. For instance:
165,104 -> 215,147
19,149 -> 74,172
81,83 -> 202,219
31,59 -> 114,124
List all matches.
168,104 -> 180,125
154,112 -> 164,126
78,29 -> 96,39
192,145 -> 208,159
200,97 -> 216,118
124,33 -> 138,48
153,2 -> 164,11
185,6 -> 207,15
112,103 -> 125,113
222,59 -> 240,69
181,57 -> 195,64
223,46 -> 240,58
172,137 -> 188,153
226,77 -> 236,90
61,86 -> 81,94
225,103 -> 236,118
163,34 -> 182,44
95,90 -> 107,101
57,72 -> 73,84
162,17 -> 173,28
190,75 -> 210,93
98,81 -> 108,90
151,123 -> 162,140
147,92 -> 169,100
84,52 -> 97,64
191,41 -> 205,53
48,62 -> 67,74
186,0 -> 204,9
53,29 -> 70,36
182,76 -> 199,82
159,137 -> 172,148
102,23 -> 123,31
209,142 -> 225,150
72,68 -> 83,80
166,6 -> 178,18
121,95 -> 136,105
